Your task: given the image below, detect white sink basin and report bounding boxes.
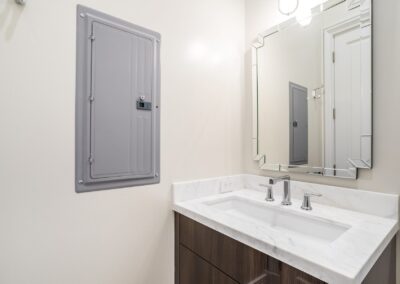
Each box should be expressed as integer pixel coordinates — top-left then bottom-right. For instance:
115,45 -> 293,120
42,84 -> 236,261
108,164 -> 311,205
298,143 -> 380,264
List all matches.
204,196 -> 350,244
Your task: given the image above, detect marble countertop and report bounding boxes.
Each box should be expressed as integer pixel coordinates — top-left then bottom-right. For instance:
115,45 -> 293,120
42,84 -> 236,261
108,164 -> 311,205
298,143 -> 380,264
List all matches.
172,175 -> 399,284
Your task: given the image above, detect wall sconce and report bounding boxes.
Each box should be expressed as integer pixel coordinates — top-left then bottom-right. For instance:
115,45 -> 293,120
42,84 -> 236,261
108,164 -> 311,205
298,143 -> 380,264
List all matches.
278,0 -> 299,16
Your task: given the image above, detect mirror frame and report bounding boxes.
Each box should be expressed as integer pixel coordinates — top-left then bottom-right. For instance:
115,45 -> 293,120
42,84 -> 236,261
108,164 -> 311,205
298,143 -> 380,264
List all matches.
251,0 -> 372,179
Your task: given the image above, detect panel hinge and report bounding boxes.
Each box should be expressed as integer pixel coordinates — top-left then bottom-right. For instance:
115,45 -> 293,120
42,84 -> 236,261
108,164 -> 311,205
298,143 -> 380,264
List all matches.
89,95 -> 94,102
333,108 -> 336,120
332,51 -> 336,63
89,34 -> 95,41
88,155 -> 94,164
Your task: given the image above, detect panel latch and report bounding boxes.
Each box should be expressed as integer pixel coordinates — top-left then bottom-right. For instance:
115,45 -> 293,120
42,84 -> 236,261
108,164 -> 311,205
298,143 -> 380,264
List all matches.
136,96 -> 152,111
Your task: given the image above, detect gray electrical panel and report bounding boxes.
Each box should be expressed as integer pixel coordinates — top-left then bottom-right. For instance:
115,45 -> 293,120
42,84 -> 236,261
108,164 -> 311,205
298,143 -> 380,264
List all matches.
75,5 -> 161,192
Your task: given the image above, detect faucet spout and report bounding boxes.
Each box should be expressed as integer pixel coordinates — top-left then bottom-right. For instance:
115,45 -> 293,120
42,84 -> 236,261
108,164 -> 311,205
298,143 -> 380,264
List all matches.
268,175 -> 292,205
269,175 -> 290,185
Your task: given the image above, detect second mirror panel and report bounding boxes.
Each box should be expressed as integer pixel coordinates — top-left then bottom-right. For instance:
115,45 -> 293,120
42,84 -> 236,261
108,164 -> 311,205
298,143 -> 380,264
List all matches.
257,0 -> 371,178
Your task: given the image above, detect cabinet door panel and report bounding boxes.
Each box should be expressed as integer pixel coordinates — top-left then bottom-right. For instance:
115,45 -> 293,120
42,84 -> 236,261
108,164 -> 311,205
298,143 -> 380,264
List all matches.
179,245 -> 237,284
265,256 -> 281,284
211,227 -> 267,283
179,215 -> 267,283
179,215 -> 213,261
281,263 -> 325,284
212,268 -> 239,284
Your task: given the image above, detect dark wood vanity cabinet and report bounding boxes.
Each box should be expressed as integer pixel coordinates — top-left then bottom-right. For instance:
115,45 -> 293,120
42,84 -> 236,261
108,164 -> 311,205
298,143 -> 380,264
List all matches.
175,213 -> 396,284
175,213 -> 325,284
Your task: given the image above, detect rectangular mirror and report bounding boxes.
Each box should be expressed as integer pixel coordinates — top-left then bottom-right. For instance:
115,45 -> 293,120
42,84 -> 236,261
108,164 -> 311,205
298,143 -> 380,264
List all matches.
252,0 -> 372,179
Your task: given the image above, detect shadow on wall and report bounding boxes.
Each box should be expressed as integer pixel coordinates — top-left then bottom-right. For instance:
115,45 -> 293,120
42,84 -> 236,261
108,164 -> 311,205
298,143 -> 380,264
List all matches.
0,0 -> 24,40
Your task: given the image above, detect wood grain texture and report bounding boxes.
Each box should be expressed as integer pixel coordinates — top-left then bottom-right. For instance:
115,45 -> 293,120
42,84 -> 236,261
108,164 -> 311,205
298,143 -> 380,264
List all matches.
179,214 -> 267,283
281,263 -> 325,284
362,237 -> 396,284
179,245 -> 238,284
175,213 -> 180,284
265,256 -> 282,284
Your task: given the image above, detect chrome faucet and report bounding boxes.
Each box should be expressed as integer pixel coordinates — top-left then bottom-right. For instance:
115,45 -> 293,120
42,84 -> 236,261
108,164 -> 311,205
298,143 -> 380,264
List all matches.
301,192 -> 322,211
259,184 -> 275,202
269,175 -> 292,205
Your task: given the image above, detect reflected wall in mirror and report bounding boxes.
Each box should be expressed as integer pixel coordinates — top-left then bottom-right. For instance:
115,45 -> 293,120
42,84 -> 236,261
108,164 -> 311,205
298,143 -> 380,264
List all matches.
252,0 -> 372,179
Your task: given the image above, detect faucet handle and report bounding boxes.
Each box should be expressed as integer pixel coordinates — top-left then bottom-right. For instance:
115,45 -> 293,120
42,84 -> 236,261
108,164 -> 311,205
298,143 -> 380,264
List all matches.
259,184 -> 275,202
301,192 -> 322,211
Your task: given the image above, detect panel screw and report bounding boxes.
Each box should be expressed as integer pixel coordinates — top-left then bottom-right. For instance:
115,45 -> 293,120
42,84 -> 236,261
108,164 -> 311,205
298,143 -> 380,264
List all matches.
155,173 -> 159,177
78,180 -> 83,184
80,13 -> 85,18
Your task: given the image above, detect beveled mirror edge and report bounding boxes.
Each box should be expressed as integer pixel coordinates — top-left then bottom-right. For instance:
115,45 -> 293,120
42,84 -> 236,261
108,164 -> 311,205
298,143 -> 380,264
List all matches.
251,0 -> 372,180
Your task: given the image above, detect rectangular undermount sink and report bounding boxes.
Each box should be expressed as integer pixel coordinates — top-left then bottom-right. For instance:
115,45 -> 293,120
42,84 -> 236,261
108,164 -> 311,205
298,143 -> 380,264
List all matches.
204,196 -> 350,244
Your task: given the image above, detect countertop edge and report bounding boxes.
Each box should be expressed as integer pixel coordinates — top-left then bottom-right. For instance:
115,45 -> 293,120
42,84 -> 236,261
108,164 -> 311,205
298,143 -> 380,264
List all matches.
173,204 -> 357,284
354,224 -> 399,283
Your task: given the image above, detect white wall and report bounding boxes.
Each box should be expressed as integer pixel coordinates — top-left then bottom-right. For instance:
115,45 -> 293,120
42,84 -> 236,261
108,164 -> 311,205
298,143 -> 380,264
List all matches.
0,0 -> 245,283
245,0 -> 400,282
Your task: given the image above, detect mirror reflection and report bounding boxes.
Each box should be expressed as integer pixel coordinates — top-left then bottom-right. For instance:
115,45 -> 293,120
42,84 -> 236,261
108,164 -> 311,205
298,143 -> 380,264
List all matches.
254,0 -> 372,178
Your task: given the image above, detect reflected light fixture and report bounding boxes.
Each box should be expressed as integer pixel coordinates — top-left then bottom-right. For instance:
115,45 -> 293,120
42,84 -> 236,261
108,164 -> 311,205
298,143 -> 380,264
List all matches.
296,7 -> 313,26
278,0 -> 315,27
278,0 -> 299,16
